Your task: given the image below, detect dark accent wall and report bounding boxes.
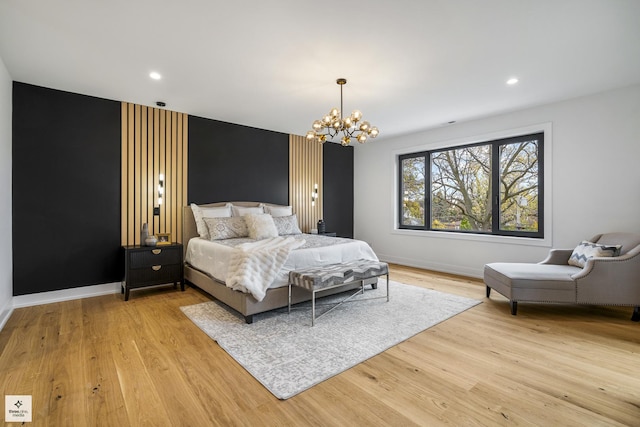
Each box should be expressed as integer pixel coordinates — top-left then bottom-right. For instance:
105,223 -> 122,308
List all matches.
12,82 -> 121,295
11,83 -> 355,296
188,115 -> 289,205
323,142 -> 354,238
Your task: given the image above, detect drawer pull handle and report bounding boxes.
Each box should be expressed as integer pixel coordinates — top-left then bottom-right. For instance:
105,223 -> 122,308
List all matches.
152,249 -> 162,255
152,265 -> 162,271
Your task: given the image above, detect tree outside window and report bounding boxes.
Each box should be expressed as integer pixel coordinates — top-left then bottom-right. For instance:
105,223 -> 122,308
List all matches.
399,132 -> 543,238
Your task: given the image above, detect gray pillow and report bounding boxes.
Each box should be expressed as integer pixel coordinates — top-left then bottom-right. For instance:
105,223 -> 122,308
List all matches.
204,217 -> 249,240
273,214 -> 302,235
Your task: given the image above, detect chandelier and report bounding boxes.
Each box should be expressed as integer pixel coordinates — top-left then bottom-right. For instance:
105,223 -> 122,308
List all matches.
306,78 -> 379,146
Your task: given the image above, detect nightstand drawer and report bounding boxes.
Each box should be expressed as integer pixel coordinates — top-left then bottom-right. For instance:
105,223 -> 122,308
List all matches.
127,263 -> 182,287
129,246 -> 181,269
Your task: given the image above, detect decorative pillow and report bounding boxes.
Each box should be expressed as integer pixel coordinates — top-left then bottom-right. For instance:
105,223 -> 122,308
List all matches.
231,205 -> 264,217
244,214 -> 278,240
568,240 -> 622,268
273,214 -> 302,235
204,217 -> 249,240
201,204 -> 232,218
190,203 -> 208,239
264,205 -> 293,217
191,203 -> 232,239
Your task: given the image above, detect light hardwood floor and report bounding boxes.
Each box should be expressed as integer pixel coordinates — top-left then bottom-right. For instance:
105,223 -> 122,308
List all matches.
1,264 -> 639,426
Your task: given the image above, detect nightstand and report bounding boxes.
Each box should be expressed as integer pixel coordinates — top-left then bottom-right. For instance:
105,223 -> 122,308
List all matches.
122,243 -> 184,300
318,231 -> 337,237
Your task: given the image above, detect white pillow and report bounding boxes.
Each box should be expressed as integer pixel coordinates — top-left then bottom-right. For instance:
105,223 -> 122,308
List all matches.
204,217 -> 249,240
201,204 -> 232,218
273,214 -> 302,235
232,205 -> 265,217
244,214 -> 278,240
191,203 -> 207,239
264,205 -> 293,217
191,203 -> 232,240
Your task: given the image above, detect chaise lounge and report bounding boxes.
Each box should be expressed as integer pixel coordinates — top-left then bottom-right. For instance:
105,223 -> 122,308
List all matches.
483,232 -> 640,321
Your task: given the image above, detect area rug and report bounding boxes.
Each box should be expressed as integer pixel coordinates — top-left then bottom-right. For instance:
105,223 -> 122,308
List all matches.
180,280 -> 480,399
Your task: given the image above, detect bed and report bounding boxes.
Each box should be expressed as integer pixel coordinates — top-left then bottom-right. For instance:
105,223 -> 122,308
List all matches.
182,202 -> 380,323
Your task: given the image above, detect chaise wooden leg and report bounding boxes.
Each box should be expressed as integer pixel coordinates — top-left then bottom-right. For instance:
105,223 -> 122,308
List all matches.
486,286 -> 491,298
631,306 -> 640,322
510,301 -> 517,315
244,315 -> 254,324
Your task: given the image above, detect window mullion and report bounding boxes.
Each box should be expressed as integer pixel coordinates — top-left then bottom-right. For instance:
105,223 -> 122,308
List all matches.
491,143 -> 500,233
426,152 -> 431,231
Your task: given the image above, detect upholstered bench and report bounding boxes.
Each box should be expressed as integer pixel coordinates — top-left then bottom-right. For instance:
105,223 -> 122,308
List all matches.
288,259 -> 390,326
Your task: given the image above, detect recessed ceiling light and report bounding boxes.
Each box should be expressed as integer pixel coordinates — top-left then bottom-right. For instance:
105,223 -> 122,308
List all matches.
506,77 -> 519,85
149,71 -> 162,80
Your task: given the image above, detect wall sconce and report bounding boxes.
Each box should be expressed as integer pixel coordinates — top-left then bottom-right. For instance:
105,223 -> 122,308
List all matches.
311,183 -> 318,207
154,173 -> 164,215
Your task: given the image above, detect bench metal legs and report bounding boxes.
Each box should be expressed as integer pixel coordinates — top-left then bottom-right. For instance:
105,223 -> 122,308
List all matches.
311,282 -> 366,326
288,274 -> 390,326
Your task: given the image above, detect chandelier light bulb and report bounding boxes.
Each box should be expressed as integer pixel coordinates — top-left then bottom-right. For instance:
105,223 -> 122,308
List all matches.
306,79 -> 379,145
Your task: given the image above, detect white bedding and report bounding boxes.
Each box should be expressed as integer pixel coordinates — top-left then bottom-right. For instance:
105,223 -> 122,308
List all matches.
185,234 -> 379,298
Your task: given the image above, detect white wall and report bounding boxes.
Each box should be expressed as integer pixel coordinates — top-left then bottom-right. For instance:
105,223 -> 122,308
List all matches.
0,55 -> 12,327
354,84 -> 640,278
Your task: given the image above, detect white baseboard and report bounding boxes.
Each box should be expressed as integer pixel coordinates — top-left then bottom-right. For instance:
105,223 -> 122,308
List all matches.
0,300 -> 12,331
12,282 -> 123,309
377,253 -> 483,279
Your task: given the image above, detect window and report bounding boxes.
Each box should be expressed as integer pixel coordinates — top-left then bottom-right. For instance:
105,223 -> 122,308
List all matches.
399,132 -> 543,238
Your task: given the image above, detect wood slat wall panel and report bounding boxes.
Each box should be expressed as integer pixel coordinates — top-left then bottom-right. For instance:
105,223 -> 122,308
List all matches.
147,108 -> 154,234
289,135 -> 323,233
134,105 -> 141,242
159,110 -> 166,233
141,106 -> 148,231
121,103 -> 188,246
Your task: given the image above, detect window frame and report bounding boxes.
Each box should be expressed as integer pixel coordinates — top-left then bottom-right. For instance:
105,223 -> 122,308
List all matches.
398,132 -> 544,239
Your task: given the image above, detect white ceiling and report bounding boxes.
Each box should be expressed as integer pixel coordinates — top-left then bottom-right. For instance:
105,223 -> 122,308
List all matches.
1,0 -> 639,142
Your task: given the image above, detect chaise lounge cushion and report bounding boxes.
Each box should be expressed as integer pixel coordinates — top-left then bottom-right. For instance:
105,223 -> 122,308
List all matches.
484,263 -> 580,303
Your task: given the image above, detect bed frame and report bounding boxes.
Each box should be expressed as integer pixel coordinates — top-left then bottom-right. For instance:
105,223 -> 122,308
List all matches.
182,202 -> 364,323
